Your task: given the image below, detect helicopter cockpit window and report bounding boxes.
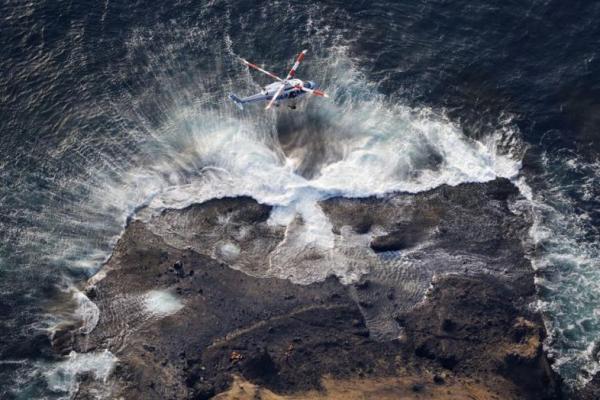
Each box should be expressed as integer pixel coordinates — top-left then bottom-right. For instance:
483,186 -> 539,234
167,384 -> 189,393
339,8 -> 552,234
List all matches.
303,82 -> 311,88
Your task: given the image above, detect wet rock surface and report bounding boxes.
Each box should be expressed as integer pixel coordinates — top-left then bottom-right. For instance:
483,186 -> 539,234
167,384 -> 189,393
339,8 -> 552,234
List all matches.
71,179 -> 563,399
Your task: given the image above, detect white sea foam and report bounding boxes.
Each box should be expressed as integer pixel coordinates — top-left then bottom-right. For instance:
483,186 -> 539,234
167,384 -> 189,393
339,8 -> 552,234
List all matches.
43,350 -> 117,396
87,48 -> 518,284
21,44 -> 519,287
215,241 -> 241,262
143,290 -> 184,317
133,84 -> 518,283
73,290 -> 100,334
514,155 -> 600,388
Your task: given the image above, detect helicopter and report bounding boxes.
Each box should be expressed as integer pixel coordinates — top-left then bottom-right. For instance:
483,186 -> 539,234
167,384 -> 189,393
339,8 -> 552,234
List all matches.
229,49 -> 328,110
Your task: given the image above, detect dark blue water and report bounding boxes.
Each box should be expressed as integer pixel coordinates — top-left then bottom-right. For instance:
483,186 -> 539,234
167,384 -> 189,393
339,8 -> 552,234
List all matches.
1,0 -> 599,397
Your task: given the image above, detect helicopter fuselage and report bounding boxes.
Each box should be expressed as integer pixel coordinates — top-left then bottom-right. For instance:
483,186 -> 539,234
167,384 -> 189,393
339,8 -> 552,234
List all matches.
230,79 -> 317,109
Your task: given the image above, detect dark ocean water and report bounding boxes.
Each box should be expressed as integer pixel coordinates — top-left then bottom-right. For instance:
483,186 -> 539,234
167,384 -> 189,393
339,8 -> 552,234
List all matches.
1,0 -> 599,398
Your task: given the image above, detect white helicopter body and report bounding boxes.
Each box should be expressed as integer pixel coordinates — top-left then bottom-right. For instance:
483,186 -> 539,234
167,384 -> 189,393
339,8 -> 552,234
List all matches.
229,50 -> 328,110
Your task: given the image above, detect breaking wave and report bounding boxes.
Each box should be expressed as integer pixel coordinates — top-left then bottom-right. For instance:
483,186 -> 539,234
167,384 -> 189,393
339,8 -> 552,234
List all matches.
99,47 -> 522,285
516,153 -> 600,388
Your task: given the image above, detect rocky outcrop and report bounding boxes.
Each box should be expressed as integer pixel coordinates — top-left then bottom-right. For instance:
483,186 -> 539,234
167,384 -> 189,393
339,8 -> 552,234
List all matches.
401,274 -> 558,399
70,179 -> 561,399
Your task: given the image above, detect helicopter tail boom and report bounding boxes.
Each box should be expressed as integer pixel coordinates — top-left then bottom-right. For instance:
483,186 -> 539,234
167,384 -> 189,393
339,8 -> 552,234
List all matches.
228,93 -> 245,110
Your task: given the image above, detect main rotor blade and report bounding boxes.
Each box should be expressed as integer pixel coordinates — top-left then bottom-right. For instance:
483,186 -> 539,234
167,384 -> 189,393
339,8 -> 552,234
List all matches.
266,83 -> 286,110
299,86 -> 329,98
241,59 -> 283,82
285,49 -> 307,80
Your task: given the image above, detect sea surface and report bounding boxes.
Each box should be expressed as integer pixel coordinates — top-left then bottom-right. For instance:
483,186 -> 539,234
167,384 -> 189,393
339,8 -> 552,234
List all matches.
1,0 -> 599,398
